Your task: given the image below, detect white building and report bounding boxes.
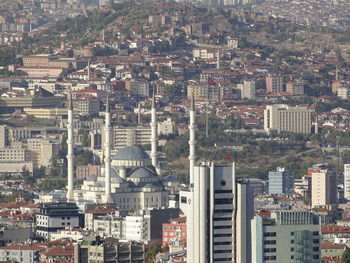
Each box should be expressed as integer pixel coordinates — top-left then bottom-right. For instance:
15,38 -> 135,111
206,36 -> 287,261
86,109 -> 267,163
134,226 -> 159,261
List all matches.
264,104 -> 312,134
238,80 -> 255,100
344,164 -> 350,200
180,163 -> 254,263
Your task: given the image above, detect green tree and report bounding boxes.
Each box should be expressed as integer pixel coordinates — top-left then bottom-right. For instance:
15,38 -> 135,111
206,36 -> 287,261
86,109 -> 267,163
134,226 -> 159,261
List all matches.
341,248 -> 350,263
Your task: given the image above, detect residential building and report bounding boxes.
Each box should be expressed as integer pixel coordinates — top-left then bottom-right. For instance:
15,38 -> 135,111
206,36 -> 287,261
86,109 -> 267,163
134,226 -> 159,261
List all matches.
36,202 -> 84,240
180,163 -> 254,263
238,80 -> 256,100
264,104 -> 312,134
0,244 -> 38,263
344,164 -> 350,200
74,237 -> 145,263
337,86 -> 349,99
102,127 -> 151,150
268,167 -> 294,195
286,81 -> 304,95
162,217 -> 186,247
76,164 -> 101,179
158,118 -> 174,135
266,75 -> 284,94
73,98 -> 100,116
251,210 -> 321,263
311,169 -> 337,208
126,80 -> 149,97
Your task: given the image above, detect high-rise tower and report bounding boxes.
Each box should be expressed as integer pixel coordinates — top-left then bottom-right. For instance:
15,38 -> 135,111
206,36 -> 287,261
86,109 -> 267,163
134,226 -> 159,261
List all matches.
104,95 -> 112,203
66,91 -> 74,201
188,96 -> 196,185
180,162 -> 254,263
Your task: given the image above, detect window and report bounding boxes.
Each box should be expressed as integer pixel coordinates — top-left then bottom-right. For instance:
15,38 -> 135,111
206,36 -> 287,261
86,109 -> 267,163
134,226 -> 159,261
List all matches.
313,255 -> 319,259
264,240 -> 276,245
62,222 -> 65,226
264,248 -> 276,253
291,240 -> 294,244
313,231 -> 319,236
313,247 -> 319,251
313,239 -> 319,244
264,232 -> 276,237
263,256 -> 276,261
181,197 -> 187,204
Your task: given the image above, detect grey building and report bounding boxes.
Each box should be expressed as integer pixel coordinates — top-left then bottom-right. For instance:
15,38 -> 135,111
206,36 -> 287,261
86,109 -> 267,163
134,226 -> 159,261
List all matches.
251,210 -> 321,263
36,202 -> 84,240
268,168 -> 294,195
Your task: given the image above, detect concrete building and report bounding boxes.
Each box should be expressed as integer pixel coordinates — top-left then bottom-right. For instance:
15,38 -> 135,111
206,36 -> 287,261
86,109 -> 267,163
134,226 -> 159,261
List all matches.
23,108 -> 68,119
162,217 -> 186,247
180,163 -> 254,263
286,81 -> 304,95
73,98 -> 100,116
74,237 -> 145,263
238,80 -> 256,100
268,168 -> 294,195
311,169 -> 337,208
187,83 -> 220,102
344,164 -> 350,200
158,118 -> 174,135
266,75 -> 284,94
337,86 -> 349,100
251,210 -> 321,263
102,126 -> 151,151
25,138 -> 58,168
264,104 -> 312,134
0,244 -> 37,263
35,202 -> 84,240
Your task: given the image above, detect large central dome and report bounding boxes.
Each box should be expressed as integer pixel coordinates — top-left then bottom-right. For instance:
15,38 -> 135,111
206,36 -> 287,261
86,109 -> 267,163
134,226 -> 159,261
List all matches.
111,146 -> 152,167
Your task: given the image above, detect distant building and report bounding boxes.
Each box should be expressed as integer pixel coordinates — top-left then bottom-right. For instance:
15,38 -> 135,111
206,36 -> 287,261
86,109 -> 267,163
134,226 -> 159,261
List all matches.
73,98 -> 100,116
251,210 -> 321,263
36,202 -> 84,240
268,167 -> 294,195
162,217 -> 186,247
344,164 -> 350,200
311,169 -> 337,208
158,118 -> 174,135
337,86 -> 349,99
74,237 -> 145,263
101,126 -> 151,151
266,75 -> 284,94
286,80 -> 304,95
238,80 -> 255,100
264,104 -> 312,134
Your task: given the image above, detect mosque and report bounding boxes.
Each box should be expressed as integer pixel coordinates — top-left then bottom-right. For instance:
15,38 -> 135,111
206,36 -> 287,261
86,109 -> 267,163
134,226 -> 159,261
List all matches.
65,93 -> 196,209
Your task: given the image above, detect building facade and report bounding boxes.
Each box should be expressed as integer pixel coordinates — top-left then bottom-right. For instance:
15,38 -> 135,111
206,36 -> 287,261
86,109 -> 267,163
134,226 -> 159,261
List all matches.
311,170 -> 337,208
180,163 -> 254,263
251,210 -> 321,263
264,105 -> 312,134
268,168 -> 294,195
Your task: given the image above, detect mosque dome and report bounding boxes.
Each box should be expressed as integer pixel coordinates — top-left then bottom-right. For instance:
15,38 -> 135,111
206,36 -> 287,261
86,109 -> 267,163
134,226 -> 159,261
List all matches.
111,146 -> 152,168
129,168 -> 155,179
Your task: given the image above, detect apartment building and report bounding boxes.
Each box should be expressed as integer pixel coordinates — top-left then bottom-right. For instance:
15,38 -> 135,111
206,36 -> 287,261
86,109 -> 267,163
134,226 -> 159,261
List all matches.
266,75 -> 284,94
251,210 -> 321,263
264,104 -> 312,134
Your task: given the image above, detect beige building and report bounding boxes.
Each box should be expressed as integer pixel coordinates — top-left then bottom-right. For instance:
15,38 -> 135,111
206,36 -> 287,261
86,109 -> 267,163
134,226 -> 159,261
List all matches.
23,108 -> 68,119
264,104 -> 312,134
73,99 -> 100,116
337,86 -> 349,99
102,126 -> 151,151
187,83 -> 220,102
238,80 -> 255,100
26,138 -> 58,168
311,170 -> 337,208
286,81 -> 304,95
158,118 -> 174,135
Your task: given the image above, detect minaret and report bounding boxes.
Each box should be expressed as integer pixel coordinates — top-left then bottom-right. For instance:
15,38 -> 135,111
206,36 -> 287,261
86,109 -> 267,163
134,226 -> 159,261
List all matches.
150,91 -> 158,167
66,91 -> 74,201
189,96 -> 196,185
104,95 -> 113,203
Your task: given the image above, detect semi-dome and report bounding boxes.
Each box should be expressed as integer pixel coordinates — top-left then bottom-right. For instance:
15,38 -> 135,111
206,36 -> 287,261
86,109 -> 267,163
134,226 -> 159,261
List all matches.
101,168 -> 118,178
129,168 -> 156,179
113,146 -> 149,161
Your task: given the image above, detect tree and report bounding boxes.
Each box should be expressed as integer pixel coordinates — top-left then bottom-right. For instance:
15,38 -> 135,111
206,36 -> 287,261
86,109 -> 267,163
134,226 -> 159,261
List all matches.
341,248 -> 350,263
